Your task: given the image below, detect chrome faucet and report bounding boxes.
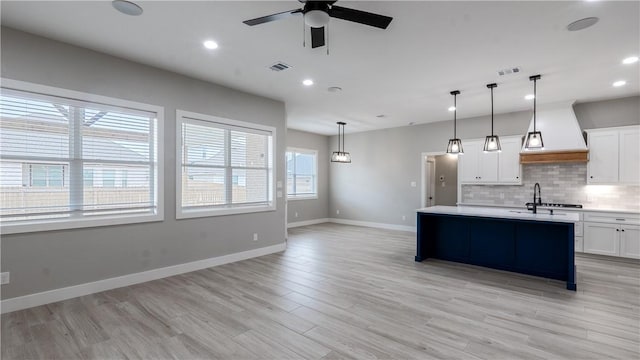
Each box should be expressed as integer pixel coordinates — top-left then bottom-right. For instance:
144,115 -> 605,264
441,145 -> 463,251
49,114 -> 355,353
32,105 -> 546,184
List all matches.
530,182 -> 542,214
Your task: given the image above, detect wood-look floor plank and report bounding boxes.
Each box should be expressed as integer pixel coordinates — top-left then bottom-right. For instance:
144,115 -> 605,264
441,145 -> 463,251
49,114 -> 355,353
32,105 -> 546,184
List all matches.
2,223 -> 639,359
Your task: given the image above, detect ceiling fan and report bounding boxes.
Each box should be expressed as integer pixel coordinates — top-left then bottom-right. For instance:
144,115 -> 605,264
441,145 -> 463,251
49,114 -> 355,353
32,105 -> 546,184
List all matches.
242,0 -> 393,49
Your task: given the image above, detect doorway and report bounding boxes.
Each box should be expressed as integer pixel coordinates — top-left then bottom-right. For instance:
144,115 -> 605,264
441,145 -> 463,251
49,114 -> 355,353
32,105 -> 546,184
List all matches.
421,153 -> 459,208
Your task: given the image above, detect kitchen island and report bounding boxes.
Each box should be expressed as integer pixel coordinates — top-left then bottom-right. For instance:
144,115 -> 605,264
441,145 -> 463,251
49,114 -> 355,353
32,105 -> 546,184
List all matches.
415,206 -> 579,290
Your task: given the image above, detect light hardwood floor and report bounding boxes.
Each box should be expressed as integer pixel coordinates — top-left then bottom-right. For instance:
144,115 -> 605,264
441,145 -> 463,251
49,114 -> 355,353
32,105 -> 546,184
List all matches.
2,223 -> 640,359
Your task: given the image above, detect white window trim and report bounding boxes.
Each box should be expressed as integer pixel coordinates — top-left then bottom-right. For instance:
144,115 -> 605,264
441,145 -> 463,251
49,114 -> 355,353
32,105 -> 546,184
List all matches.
175,109 -> 276,219
286,147 -> 319,200
0,78 -> 165,235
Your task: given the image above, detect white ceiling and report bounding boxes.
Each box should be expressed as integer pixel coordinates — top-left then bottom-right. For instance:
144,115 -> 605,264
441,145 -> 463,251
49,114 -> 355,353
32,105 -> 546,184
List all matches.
1,1 -> 638,135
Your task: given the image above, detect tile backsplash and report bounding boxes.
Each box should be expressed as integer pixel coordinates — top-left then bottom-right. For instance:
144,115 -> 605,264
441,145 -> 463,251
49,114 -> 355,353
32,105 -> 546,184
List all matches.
462,163 -> 640,210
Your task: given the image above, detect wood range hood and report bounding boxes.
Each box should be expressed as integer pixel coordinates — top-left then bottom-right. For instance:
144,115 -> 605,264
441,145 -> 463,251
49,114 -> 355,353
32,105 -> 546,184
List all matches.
519,101 -> 588,164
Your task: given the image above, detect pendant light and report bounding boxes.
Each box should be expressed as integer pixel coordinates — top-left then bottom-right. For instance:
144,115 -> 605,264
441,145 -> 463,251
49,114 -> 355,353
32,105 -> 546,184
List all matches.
446,90 -> 464,155
331,121 -> 351,163
483,83 -> 501,153
524,74 -> 544,150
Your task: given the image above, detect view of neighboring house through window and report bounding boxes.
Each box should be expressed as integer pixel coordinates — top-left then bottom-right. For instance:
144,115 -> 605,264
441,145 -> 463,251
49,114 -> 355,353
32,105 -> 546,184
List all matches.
0,84 -> 160,232
286,148 -> 318,199
177,110 -> 275,218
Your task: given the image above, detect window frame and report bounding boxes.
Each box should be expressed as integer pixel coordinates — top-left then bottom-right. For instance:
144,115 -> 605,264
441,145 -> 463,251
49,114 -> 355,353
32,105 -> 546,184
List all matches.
175,109 -> 276,219
0,78 -> 164,235
286,147 -> 319,201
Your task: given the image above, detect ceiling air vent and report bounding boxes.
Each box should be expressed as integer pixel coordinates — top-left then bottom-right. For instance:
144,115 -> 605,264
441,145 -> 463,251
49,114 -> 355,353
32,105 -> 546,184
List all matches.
497,66 -> 521,76
269,62 -> 291,71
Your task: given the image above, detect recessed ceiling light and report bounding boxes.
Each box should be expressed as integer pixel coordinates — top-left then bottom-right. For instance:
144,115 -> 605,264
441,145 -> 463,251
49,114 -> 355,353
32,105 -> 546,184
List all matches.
623,56 -> 639,64
302,79 -> 314,86
448,106 -> 456,112
613,80 -> 627,87
112,0 -> 143,16
567,17 -> 599,31
328,86 -> 342,92
203,40 -> 219,50
525,94 -> 535,100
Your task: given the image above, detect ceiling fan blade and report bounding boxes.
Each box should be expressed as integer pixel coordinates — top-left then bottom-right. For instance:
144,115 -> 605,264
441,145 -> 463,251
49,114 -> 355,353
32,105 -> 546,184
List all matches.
328,5 -> 393,29
243,8 -> 302,26
311,27 -> 325,48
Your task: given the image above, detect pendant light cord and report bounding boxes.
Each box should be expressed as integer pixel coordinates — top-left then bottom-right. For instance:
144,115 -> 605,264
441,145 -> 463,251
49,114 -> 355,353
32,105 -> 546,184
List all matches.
341,123 -> 345,152
533,78 -> 537,131
490,86 -> 494,136
453,93 -> 457,139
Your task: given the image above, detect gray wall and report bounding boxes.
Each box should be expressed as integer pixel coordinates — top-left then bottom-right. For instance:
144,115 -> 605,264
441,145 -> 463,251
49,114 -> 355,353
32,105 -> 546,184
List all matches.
434,155 -> 458,206
0,28 -> 287,300
286,129 -> 330,223
574,96 -> 640,130
329,96 -> 640,227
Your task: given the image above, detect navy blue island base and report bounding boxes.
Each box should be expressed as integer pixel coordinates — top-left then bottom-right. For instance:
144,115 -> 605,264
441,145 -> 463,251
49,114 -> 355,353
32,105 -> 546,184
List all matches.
415,212 -> 576,291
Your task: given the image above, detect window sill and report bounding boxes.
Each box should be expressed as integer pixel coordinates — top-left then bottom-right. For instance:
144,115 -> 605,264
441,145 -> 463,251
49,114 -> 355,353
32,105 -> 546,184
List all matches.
176,204 -> 276,219
0,213 -> 164,235
287,195 -> 319,201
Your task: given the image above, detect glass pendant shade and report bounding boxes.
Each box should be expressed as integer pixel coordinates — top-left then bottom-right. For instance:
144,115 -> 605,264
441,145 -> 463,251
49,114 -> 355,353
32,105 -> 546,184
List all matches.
331,122 -> 351,163
331,151 -> 352,163
445,90 -> 463,154
483,83 -> 501,152
524,131 -> 544,150
524,75 -> 544,151
446,138 -> 464,154
483,135 -> 501,153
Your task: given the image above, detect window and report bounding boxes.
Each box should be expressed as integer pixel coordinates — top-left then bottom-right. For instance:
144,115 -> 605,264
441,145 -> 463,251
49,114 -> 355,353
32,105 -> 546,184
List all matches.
176,110 -> 275,218
286,148 -> 318,199
0,79 -> 163,234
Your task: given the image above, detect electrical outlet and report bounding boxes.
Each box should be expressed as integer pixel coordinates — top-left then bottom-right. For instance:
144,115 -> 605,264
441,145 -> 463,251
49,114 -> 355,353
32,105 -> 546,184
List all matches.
402,215 -> 406,221
295,212 -> 299,218
336,209 -> 340,215
253,233 -> 258,241
1,272 -> 10,285
410,181 -> 417,187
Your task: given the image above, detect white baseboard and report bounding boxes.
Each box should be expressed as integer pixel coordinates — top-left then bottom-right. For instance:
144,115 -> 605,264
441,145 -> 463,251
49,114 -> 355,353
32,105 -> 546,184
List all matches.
1,242 -> 286,314
329,218 -> 416,233
287,218 -> 329,228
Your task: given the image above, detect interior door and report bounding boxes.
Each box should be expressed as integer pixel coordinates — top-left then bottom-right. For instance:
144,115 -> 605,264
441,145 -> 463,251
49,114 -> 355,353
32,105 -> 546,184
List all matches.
426,159 -> 435,207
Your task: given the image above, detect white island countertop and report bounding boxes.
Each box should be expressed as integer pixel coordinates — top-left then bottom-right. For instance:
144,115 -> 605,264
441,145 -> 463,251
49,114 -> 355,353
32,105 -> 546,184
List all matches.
417,206 -> 580,223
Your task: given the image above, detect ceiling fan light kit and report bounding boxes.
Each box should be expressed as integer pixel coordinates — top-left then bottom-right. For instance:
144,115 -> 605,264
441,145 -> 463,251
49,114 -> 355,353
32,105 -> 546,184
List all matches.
243,0 -> 393,49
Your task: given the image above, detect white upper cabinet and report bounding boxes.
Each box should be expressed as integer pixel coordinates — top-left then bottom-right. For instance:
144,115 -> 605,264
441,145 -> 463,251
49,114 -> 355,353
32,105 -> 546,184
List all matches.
619,127 -> 640,184
459,141 -> 482,183
459,136 -> 521,185
498,137 -> 523,184
587,126 -> 639,185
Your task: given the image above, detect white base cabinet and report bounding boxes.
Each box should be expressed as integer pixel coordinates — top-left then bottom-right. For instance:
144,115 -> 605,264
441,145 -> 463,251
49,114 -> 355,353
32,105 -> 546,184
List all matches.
583,211 -> 640,259
584,223 -> 620,256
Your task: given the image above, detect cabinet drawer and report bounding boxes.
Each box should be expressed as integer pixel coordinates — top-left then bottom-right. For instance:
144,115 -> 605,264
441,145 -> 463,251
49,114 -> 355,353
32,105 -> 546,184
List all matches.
584,212 -> 640,225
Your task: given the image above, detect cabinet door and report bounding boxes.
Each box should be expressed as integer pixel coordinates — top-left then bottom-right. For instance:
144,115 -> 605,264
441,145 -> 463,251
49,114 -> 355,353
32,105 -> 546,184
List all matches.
588,130 -> 619,184
619,128 -> 640,185
498,137 -> 522,184
620,225 -> 640,259
584,222 -> 619,256
459,141 -> 481,183
479,151 -> 499,183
